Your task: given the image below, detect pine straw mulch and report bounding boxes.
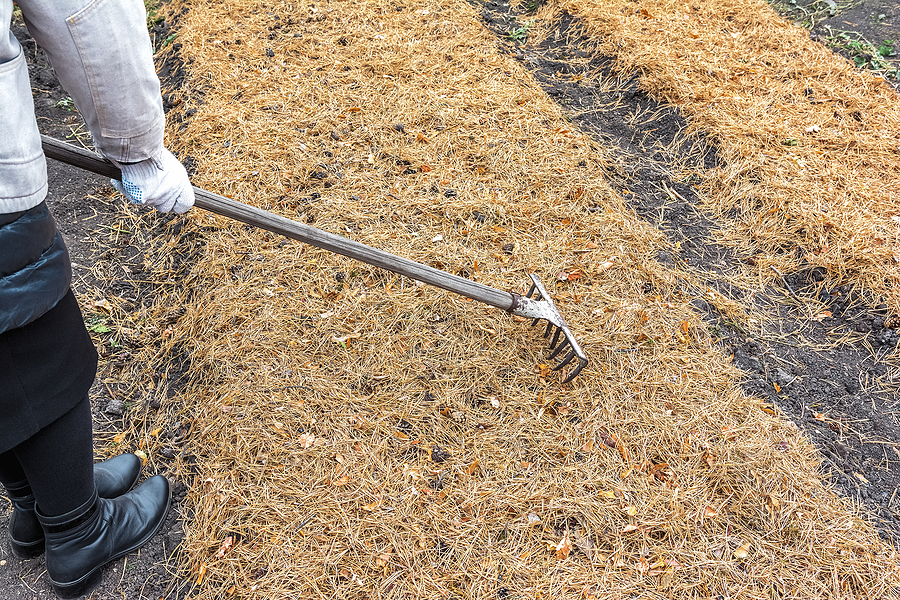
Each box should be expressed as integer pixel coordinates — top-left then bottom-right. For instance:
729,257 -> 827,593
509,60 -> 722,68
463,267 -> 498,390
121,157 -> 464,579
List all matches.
538,0 -> 900,317
115,0 -> 900,597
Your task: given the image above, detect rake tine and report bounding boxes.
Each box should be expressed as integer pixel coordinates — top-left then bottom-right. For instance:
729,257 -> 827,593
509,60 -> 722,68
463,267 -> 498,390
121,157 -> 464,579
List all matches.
526,282 -> 537,299
547,337 -> 570,361
530,318 -> 541,327
561,356 -> 588,384
549,326 -> 563,350
543,321 -> 554,338
553,349 -> 577,371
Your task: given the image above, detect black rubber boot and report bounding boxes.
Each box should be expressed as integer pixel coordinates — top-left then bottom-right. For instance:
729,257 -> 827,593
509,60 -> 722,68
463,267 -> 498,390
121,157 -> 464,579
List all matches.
93,454 -> 143,498
37,475 -> 170,599
7,454 -> 143,560
5,481 -> 43,560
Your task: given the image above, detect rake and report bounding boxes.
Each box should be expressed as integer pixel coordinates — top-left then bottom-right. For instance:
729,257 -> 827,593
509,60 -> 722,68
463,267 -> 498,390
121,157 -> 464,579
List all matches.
42,136 -> 588,383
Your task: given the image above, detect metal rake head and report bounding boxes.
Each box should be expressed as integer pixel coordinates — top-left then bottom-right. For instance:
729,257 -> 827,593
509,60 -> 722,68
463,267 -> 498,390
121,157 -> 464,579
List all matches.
509,274 -> 588,384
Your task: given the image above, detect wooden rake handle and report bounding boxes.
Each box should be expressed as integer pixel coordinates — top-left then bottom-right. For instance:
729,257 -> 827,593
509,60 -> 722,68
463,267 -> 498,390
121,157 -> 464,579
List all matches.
42,136 -> 588,382
40,135 -> 516,310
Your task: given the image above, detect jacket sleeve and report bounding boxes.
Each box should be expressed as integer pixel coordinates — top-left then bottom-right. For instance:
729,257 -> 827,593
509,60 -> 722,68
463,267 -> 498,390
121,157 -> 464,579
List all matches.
16,0 -> 165,165
0,1 -> 47,213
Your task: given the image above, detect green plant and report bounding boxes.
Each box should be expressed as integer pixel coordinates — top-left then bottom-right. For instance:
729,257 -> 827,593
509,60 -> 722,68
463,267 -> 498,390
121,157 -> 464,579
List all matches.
825,28 -> 899,79
506,20 -> 535,42
56,97 -> 76,112
87,315 -> 112,334
144,0 -> 164,27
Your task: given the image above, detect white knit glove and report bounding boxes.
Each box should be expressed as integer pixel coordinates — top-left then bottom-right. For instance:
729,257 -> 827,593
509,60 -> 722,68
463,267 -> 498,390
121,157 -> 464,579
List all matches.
111,149 -> 195,214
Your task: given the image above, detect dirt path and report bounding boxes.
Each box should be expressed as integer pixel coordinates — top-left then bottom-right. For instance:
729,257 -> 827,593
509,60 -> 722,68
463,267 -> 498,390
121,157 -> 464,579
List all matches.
1,1 -> 899,598
476,0 -> 900,542
0,19 -> 193,600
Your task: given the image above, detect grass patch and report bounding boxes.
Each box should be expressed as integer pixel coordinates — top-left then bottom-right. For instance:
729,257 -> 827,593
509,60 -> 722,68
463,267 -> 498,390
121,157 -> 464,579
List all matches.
825,28 -> 899,78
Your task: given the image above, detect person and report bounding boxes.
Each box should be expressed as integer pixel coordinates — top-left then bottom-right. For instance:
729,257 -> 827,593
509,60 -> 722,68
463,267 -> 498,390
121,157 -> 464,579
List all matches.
0,1 -> 194,597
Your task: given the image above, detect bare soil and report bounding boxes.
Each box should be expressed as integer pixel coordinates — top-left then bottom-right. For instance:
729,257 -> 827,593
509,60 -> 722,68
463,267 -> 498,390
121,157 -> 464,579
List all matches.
0,20 -> 195,600
474,0 -> 900,544
2,1 -> 900,598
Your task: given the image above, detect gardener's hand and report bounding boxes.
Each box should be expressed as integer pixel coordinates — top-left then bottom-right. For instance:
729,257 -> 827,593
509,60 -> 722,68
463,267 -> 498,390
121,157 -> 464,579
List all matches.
111,149 -> 195,214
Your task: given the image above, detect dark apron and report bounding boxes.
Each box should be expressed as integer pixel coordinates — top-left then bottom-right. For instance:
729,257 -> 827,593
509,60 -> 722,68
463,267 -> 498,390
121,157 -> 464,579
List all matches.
0,289 -> 97,453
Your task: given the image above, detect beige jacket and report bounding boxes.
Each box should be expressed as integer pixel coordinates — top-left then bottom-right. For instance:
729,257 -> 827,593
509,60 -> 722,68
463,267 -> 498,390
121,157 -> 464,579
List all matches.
0,0 -> 165,213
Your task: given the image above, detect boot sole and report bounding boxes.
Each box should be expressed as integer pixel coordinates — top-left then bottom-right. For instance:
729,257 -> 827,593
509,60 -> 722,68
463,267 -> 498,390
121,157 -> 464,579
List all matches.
10,537 -> 44,560
48,492 -> 172,599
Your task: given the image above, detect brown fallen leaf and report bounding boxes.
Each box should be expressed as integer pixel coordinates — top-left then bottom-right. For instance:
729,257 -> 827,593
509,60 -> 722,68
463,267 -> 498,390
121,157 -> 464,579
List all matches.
215,536 -> 234,559
596,259 -> 615,273
555,532 -> 573,560
332,332 -> 361,345
375,552 -> 392,568
613,434 -> 629,463
92,297 -> 114,312
598,428 -> 617,449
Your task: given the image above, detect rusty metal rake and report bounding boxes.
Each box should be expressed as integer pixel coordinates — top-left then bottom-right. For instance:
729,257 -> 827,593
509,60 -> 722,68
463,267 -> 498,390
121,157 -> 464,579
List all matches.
42,136 -> 588,383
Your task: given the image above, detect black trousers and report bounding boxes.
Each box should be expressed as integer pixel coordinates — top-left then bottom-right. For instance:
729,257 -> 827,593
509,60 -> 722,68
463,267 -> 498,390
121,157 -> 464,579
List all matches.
0,395 -> 94,516
0,289 -> 98,516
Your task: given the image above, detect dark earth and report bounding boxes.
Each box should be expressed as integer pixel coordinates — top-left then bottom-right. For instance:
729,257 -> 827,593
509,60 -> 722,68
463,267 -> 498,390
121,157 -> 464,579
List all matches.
2,0 -> 899,597
0,14 -> 197,600
775,0 -> 900,89
474,0 -> 900,543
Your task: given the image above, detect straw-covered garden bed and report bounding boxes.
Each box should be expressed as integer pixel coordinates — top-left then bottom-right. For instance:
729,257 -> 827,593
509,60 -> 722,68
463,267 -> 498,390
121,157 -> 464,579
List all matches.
118,0 -> 900,597
549,0 -> 900,313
